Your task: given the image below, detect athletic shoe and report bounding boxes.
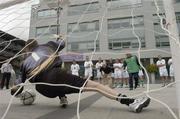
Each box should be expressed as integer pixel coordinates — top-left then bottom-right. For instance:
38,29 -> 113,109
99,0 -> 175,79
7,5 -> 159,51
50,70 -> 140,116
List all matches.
125,85 -> 129,88
15,93 -> 24,98
60,96 -> 68,108
129,97 -> 151,113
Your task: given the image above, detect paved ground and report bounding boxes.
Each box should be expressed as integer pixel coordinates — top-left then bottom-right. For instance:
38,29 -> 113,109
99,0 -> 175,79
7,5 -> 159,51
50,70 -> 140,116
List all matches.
0,84 -> 179,119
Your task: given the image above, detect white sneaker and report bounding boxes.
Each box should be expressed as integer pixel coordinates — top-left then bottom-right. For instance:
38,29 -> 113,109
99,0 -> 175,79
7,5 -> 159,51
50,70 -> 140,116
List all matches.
129,97 -> 150,113
60,96 -> 68,108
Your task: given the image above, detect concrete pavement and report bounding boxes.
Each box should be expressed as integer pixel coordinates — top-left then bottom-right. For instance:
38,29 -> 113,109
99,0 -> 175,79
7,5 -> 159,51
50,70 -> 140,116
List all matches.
0,84 -> 179,119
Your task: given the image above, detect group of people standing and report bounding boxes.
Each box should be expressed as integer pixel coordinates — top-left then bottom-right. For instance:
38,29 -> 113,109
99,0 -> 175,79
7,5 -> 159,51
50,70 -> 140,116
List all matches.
70,54 -> 144,90
156,55 -> 174,87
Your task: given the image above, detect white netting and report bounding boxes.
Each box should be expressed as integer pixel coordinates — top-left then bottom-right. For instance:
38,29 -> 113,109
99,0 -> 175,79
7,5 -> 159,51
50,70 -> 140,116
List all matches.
0,0 -> 180,119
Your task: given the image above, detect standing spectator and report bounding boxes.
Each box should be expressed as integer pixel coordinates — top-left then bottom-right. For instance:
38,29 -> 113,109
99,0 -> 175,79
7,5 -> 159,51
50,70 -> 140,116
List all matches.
9,68 -> 16,88
95,57 -> 103,83
168,58 -> 174,84
108,59 -> 115,87
113,59 -> 123,88
1,62 -> 13,89
100,61 -> 113,88
156,55 -> 168,87
123,53 -> 140,90
121,58 -> 129,88
71,60 -> 80,76
84,56 -> 93,79
138,69 -> 145,88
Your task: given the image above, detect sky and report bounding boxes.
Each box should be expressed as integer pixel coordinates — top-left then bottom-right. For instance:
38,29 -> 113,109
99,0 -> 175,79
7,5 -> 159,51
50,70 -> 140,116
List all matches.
0,0 -> 39,40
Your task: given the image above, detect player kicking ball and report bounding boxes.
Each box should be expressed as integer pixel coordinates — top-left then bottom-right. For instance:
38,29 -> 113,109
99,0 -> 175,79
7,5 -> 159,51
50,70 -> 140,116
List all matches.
11,38 -> 150,112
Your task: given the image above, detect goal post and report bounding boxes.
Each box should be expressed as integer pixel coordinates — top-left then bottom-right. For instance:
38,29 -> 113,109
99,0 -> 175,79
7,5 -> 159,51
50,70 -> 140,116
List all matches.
162,0 -> 180,118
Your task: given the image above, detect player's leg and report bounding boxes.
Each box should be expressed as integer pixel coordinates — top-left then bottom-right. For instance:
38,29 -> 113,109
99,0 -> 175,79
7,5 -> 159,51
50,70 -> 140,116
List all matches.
103,74 -> 107,85
165,70 -> 169,85
59,94 -> 68,108
134,73 -> 139,89
129,73 -> 133,90
46,68 -> 151,113
1,73 -> 6,89
84,79 -> 150,113
6,73 -> 11,89
140,76 -> 145,88
111,73 -> 115,88
84,69 -> 89,79
123,72 -> 129,88
114,72 -> 119,88
97,71 -> 102,83
118,72 -> 122,88
119,72 -> 123,88
125,77 -> 129,88
160,71 -> 165,87
107,74 -> 112,88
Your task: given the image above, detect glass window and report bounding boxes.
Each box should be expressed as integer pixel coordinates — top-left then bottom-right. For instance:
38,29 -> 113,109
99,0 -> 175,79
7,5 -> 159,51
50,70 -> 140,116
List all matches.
67,21 -> 99,52
175,13 -> 180,35
68,21 -> 99,33
113,42 -> 121,47
68,2 -> 99,16
153,13 -> 166,25
36,26 -> 58,36
176,12 -> 180,23
151,0 -> 163,6
108,38 -> 145,50
71,43 -> 79,50
108,16 -> 145,50
37,9 -> 57,18
108,16 -> 144,29
122,42 -> 131,48
155,36 -> 170,47
107,0 -> 142,10
67,42 -> 99,52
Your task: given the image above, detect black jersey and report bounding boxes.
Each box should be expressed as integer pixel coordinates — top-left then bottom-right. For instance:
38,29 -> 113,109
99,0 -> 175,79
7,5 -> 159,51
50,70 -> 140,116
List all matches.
21,41 -> 65,83
100,66 -> 112,74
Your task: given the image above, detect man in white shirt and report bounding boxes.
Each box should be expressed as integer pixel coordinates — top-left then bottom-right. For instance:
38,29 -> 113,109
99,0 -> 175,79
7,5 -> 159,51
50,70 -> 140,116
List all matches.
168,58 -> 174,83
156,55 -> 168,87
84,56 -> 93,79
113,59 -> 123,88
95,57 -> 103,83
71,60 -> 80,76
1,62 -> 13,89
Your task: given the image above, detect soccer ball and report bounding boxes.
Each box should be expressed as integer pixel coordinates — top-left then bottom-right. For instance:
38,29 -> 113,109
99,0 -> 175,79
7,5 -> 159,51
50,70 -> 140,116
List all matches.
20,90 -> 36,105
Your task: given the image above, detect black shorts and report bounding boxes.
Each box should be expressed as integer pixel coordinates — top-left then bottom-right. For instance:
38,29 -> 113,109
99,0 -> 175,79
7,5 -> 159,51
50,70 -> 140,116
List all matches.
34,67 -> 87,98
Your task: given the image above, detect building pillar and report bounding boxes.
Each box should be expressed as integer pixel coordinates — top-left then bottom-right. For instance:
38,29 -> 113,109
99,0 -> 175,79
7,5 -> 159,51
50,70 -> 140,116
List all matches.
60,5 -> 68,53
142,0 -> 156,49
163,0 -> 180,117
150,58 -> 156,84
98,0 -> 109,52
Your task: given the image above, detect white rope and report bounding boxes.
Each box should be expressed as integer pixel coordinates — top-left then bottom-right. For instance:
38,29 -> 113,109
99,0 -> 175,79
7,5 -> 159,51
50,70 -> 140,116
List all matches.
1,0 -> 180,119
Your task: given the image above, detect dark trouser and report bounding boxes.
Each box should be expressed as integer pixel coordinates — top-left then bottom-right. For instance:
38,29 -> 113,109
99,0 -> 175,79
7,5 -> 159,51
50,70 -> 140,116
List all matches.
1,72 -> 11,89
34,67 -> 87,98
129,72 -> 139,89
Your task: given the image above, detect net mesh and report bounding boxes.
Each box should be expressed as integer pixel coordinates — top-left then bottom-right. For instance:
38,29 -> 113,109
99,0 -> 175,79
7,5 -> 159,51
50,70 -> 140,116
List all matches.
0,0 -> 179,119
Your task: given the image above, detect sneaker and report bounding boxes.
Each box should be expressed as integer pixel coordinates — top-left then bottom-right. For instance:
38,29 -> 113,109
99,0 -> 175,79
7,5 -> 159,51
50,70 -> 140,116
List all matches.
116,85 -> 120,88
161,84 -> 165,87
60,96 -> 68,108
112,84 -> 116,88
129,97 -> 150,113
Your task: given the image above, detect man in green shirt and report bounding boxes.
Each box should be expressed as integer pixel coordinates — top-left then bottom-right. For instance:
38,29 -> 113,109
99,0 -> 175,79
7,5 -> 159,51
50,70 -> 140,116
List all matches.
123,53 -> 140,90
